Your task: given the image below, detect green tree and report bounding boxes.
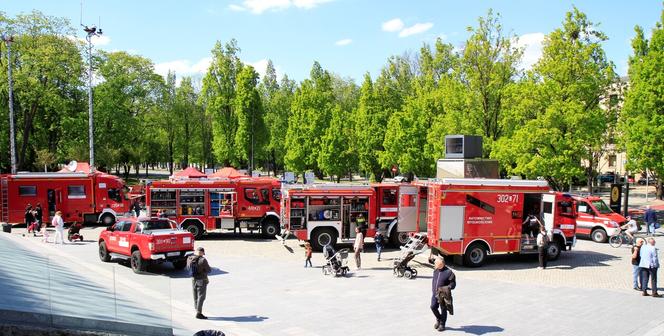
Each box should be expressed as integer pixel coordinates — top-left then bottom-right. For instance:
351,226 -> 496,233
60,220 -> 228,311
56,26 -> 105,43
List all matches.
620,9 -> 664,198
284,61 -> 334,176
261,60 -> 295,175
234,65 -> 265,173
318,105 -> 355,182
200,39 -> 242,166
493,8 -> 616,190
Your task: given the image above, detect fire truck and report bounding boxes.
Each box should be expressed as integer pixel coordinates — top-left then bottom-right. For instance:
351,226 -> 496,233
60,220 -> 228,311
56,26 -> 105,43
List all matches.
145,177 -> 282,239
281,183 -> 416,250
414,179 -> 577,267
0,171 -> 132,225
573,195 -> 626,243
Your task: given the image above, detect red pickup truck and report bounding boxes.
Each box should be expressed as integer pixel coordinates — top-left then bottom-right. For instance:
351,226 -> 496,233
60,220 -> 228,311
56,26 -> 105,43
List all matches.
98,217 -> 195,273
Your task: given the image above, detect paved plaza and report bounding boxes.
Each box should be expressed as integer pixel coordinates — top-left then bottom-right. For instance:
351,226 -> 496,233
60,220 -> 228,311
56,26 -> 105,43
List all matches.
1,226 -> 663,336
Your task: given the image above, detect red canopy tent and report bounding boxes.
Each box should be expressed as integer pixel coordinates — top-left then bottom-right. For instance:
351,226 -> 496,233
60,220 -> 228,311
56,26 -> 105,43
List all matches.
209,167 -> 248,179
171,167 -> 207,179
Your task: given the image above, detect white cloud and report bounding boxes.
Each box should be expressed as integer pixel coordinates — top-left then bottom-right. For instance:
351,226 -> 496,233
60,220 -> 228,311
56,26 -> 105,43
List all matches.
335,38 -> 352,46
228,4 -> 246,11
229,0 -> 332,14
154,57 -> 212,79
382,18 -> 404,32
515,32 -> 545,70
66,34 -> 111,47
398,22 -> 434,38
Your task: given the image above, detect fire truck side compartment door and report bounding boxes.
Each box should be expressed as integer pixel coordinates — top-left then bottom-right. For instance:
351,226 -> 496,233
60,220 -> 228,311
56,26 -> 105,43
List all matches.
397,186 -> 419,232
440,206 -> 464,241
541,194 -> 555,231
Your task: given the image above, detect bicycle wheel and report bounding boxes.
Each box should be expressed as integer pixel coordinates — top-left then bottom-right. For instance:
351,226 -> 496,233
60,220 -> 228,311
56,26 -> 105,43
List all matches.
608,235 -> 622,248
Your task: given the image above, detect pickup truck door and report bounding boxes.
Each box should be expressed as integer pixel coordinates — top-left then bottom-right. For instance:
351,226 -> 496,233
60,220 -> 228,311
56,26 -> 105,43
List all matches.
115,221 -> 133,255
105,221 -> 122,252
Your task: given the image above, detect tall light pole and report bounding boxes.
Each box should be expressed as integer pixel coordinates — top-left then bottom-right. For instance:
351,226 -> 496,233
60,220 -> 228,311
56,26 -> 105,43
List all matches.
82,24 -> 102,173
2,33 -> 16,175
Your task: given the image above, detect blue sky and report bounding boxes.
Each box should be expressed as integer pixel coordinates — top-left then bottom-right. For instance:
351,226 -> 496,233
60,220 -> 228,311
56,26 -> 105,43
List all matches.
3,1 -> 662,83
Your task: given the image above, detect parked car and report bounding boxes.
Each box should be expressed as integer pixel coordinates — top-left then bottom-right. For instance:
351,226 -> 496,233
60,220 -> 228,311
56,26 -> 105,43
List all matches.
597,173 -> 617,184
638,177 -> 657,185
98,217 -> 195,273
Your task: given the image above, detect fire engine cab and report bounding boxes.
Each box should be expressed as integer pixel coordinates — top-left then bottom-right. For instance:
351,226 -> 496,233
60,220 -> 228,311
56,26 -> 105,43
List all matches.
418,179 -> 577,267
145,177 -> 281,239
0,171 -> 132,225
281,184 -> 416,250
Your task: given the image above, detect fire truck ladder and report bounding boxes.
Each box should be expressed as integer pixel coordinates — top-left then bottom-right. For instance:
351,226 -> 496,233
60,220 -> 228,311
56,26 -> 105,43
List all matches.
1,177 -> 8,223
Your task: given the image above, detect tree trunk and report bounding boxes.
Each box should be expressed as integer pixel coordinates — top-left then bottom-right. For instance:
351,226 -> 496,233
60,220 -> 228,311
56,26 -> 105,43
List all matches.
145,162 -> 149,178
18,103 -> 38,169
657,181 -> 663,200
168,138 -> 174,175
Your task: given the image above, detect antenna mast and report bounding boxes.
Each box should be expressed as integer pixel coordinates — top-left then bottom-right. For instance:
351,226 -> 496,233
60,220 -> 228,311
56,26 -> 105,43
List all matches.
80,0 -> 103,173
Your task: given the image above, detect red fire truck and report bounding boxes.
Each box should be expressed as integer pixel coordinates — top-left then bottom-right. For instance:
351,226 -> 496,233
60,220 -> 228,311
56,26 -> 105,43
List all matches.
416,179 -> 577,267
145,177 -> 282,239
0,171 -> 132,225
281,183 -> 415,250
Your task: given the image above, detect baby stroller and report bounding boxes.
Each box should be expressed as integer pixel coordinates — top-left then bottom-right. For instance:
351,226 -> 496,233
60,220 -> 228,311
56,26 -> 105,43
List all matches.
393,233 -> 428,279
322,245 -> 349,276
68,222 -> 84,242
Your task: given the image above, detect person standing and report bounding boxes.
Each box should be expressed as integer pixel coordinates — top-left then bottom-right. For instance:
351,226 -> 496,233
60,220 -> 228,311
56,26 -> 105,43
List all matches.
374,230 -> 385,262
133,201 -> 142,217
431,257 -> 456,332
24,204 -> 34,231
188,247 -> 212,319
52,211 -> 65,245
353,226 -> 364,269
356,213 -> 368,238
34,203 -> 43,227
304,242 -> 313,267
639,238 -> 660,297
632,238 -> 644,290
536,226 -> 549,269
644,205 -> 658,236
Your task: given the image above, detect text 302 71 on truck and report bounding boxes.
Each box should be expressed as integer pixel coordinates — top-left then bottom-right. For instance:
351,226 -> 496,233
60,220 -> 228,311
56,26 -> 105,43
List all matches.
98,217 -> 195,273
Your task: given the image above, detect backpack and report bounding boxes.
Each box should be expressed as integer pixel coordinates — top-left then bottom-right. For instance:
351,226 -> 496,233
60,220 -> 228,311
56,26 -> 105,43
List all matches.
188,256 -> 200,277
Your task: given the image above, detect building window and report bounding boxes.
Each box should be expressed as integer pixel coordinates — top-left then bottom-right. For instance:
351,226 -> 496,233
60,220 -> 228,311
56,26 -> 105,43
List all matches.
18,186 -> 37,196
67,185 -> 86,199
608,155 -> 616,168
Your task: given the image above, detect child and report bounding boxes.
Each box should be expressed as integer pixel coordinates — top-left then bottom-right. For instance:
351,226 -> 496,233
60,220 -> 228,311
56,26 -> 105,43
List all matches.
41,222 -> 50,243
304,242 -> 313,267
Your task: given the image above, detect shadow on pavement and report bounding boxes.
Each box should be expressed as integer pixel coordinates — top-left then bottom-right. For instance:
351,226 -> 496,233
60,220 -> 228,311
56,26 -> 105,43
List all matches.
208,315 -> 268,322
455,249 -> 620,271
446,325 -> 504,335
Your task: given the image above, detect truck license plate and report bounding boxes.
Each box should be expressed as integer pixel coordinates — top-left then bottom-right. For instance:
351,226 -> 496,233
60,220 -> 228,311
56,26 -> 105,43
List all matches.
167,252 -> 180,257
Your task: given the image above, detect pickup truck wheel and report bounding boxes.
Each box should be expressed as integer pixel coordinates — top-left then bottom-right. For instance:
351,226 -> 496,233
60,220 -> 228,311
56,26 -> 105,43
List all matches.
130,250 -> 147,273
591,228 -> 608,243
99,241 -> 111,262
172,259 -> 187,270
183,222 -> 203,239
262,219 -> 280,238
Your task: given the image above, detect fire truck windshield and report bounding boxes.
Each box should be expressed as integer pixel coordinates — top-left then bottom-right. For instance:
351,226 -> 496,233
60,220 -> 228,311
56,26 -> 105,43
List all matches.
591,200 -> 613,214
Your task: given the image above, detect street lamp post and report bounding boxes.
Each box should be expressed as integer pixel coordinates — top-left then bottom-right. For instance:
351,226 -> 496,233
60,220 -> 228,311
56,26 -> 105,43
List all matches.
82,24 -> 102,173
2,33 -> 17,175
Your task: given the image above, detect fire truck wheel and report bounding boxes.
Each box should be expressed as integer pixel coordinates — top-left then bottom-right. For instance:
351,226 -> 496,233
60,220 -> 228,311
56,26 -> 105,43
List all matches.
311,228 -> 336,251
262,219 -> 280,238
389,228 -> 410,247
546,241 -> 562,261
99,241 -> 111,262
591,228 -> 608,243
131,250 -> 147,273
463,243 -> 487,268
101,213 -> 115,226
183,222 -> 204,239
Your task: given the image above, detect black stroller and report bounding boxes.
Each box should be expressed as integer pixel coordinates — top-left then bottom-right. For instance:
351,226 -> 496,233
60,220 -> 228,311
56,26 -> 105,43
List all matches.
322,245 -> 349,277
67,222 -> 84,242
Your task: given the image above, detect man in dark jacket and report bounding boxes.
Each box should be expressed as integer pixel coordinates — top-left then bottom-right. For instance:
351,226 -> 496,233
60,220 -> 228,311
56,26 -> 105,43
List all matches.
644,205 -> 657,236
431,257 -> 456,332
189,247 -> 212,319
